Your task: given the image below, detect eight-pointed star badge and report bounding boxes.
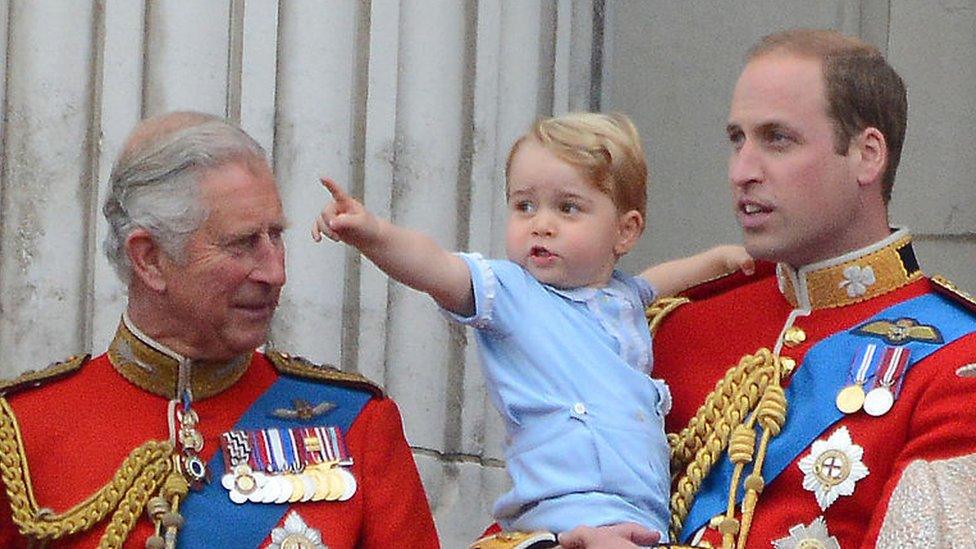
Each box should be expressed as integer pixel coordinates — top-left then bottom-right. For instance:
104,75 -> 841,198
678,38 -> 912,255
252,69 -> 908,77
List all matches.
773,516 -> 840,549
267,511 -> 328,549
798,426 -> 869,511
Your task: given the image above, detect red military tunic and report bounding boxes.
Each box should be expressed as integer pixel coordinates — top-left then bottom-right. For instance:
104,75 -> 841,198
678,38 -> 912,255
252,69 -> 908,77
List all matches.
654,231 -> 976,548
0,320 -> 439,548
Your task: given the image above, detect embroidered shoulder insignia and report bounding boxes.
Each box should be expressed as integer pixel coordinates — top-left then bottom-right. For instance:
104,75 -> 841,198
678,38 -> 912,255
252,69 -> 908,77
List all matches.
930,275 -> 976,315
0,354 -> 89,397
852,318 -> 943,346
266,349 -> 383,397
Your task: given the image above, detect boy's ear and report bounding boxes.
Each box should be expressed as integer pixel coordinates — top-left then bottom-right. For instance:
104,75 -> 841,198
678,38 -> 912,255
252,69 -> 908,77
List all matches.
614,210 -> 644,256
126,228 -> 168,292
853,126 -> 887,188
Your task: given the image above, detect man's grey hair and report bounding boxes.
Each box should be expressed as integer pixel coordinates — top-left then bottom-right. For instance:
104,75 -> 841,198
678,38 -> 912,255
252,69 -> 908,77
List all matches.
102,112 -> 269,282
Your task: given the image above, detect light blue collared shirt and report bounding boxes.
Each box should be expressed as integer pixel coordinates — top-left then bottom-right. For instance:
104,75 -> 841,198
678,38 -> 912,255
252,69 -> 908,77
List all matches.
445,253 -> 671,538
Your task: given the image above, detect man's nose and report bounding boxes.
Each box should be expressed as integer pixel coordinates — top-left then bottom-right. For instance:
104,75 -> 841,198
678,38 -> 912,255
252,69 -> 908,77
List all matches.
729,141 -> 763,188
250,234 -> 286,286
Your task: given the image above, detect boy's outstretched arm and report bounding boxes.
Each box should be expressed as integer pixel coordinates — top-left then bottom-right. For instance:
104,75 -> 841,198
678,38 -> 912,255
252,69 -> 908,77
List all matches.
312,178 -> 475,316
638,244 -> 754,298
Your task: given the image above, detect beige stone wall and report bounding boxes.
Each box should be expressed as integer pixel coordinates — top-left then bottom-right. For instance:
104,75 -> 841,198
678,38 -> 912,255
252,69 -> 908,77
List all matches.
0,1 -> 972,546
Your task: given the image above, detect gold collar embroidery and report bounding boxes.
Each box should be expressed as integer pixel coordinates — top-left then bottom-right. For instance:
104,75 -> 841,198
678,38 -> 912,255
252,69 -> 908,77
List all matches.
107,315 -> 251,400
777,229 -> 923,310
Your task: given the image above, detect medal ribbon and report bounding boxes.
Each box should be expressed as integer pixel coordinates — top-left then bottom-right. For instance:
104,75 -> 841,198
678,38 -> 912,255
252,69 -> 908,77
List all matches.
849,343 -> 878,386
872,346 -> 910,392
682,292 -> 976,541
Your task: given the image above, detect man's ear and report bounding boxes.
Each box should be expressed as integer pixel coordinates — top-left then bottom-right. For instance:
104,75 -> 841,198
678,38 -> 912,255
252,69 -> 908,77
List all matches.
614,210 -> 644,256
126,229 -> 167,292
853,127 -> 887,188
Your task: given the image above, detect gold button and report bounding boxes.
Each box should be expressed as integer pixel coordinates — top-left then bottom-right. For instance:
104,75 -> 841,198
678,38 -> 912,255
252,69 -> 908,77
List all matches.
783,326 -> 806,347
780,357 -> 797,375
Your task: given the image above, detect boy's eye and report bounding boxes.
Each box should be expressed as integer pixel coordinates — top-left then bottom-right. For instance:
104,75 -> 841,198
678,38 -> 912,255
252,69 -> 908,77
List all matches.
560,202 -> 581,214
514,200 -> 536,213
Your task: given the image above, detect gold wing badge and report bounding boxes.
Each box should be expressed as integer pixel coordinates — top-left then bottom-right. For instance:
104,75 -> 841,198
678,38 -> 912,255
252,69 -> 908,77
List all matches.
853,318 -> 943,346
269,399 -> 337,421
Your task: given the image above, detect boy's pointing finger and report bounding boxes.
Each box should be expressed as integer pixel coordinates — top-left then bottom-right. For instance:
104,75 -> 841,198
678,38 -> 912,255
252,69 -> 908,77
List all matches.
320,177 -> 350,203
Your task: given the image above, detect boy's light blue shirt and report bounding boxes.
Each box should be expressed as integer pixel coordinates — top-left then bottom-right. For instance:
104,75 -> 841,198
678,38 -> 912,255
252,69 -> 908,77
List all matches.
446,253 -> 671,537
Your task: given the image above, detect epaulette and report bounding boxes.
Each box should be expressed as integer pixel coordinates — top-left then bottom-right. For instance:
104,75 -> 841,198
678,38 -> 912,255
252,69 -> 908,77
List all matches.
0,354 -> 89,397
677,260 -> 777,301
930,275 -> 976,315
265,349 -> 384,398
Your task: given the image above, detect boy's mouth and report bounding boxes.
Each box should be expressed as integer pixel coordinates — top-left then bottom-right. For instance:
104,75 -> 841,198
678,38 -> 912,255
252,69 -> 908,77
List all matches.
528,246 -> 559,267
530,246 -> 555,258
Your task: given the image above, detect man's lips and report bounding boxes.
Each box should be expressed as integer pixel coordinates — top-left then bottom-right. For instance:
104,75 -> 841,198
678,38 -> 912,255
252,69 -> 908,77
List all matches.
738,198 -> 773,214
233,300 -> 277,319
737,198 -> 773,229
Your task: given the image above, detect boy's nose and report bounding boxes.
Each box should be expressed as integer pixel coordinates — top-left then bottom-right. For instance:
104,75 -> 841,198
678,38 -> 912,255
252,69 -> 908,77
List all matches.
530,213 -> 555,236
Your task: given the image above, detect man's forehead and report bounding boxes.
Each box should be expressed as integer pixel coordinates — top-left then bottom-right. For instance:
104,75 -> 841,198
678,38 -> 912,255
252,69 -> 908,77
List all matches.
197,163 -> 284,226
729,54 -> 827,123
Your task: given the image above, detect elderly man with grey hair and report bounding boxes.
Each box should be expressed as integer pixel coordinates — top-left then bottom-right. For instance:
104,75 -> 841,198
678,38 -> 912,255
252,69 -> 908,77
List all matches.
0,112 -> 439,548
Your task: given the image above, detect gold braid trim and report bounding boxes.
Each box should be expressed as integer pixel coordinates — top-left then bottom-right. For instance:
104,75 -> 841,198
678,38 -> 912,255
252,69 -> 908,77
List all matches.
0,397 -> 174,545
267,349 -> 384,397
667,348 -> 781,542
646,297 -> 691,335
99,450 -> 173,549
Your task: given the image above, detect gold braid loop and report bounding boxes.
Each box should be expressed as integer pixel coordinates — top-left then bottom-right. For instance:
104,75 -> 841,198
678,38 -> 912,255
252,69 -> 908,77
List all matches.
728,425 -> 756,465
667,348 -> 779,541
669,352 -> 763,475
756,385 -> 787,436
0,397 -> 174,544
100,450 -> 173,548
646,296 -> 691,335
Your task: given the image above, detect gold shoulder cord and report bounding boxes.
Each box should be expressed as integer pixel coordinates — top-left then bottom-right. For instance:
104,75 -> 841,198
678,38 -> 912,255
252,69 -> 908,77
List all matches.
667,349 -> 788,548
651,298 -> 789,548
0,397 -> 181,548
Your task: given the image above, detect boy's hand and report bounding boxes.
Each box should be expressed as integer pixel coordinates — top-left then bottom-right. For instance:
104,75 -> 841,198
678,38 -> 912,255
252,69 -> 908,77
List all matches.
311,178 -> 382,249
557,523 -> 661,548
713,244 -> 755,276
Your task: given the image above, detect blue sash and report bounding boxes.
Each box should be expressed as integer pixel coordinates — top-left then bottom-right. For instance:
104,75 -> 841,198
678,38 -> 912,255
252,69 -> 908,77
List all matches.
178,372 -> 372,548
681,292 -> 976,541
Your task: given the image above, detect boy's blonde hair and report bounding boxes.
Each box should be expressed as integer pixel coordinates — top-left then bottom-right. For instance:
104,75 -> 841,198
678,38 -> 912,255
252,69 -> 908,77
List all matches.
505,112 -> 647,218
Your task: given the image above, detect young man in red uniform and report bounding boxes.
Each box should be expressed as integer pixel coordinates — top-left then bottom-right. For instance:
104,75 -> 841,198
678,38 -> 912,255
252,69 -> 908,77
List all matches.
0,112 -> 439,548
650,29 -> 976,548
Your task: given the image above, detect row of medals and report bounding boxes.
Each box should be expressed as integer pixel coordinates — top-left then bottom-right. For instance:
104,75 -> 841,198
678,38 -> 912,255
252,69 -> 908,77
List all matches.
836,382 -> 895,416
221,462 -> 356,504
835,345 -> 906,417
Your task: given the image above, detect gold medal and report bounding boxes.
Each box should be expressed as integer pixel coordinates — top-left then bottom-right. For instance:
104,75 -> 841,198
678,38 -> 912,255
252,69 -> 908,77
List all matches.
326,469 -> 346,501
286,474 -> 305,503
835,384 -> 865,414
310,469 -> 332,502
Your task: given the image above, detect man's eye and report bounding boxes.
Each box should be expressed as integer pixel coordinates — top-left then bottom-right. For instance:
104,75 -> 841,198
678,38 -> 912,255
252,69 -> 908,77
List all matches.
727,131 -> 745,151
269,228 -> 285,245
767,130 -> 792,147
